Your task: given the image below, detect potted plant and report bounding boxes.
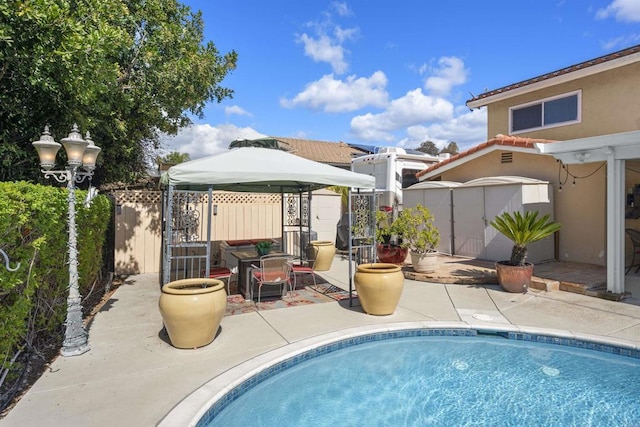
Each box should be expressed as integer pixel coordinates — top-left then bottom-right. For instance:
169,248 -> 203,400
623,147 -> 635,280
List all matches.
490,211 -> 561,293
375,209 -> 408,265
255,240 -> 273,256
392,204 -> 440,273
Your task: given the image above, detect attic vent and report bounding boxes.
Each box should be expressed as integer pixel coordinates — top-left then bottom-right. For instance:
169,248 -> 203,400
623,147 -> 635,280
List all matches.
501,152 -> 513,164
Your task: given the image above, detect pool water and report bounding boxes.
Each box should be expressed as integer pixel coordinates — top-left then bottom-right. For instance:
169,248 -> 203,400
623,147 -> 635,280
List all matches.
207,335 -> 640,426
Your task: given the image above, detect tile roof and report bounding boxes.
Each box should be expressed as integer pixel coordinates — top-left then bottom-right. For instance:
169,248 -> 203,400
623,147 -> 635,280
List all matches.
270,136 -> 368,167
467,44 -> 640,106
415,135 -> 557,179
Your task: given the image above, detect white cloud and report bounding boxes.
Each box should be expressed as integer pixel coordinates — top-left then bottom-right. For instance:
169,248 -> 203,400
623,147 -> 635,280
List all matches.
296,3 -> 358,74
224,105 -> 252,116
331,1 -> 352,17
280,71 -> 389,112
349,88 -> 454,141
424,57 -> 469,96
159,124 -> 266,159
298,33 -> 349,74
397,108 -> 487,151
596,0 -> 640,22
601,33 -> 640,50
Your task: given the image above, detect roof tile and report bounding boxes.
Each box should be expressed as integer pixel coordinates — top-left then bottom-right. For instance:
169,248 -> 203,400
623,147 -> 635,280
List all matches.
416,135 -> 556,178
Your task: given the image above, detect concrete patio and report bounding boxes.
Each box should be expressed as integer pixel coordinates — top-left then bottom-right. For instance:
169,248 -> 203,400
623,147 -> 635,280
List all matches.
3,256 -> 640,426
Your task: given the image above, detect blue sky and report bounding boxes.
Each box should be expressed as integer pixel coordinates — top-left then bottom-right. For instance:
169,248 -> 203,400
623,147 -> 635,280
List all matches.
160,0 -> 640,159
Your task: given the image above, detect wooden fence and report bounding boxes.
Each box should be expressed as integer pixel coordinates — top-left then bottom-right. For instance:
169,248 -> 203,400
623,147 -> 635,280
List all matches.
111,189 -> 341,275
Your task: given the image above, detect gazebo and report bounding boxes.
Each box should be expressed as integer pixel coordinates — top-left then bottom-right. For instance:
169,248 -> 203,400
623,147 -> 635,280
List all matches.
160,147 -> 376,297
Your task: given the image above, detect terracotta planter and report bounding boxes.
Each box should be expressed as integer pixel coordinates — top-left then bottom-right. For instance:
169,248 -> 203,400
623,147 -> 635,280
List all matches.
159,278 -> 227,349
307,240 -> 336,271
376,244 -> 409,265
410,251 -> 440,273
495,261 -> 533,293
354,263 -> 405,315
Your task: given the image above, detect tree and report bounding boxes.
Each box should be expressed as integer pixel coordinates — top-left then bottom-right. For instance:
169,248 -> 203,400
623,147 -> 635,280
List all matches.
440,141 -> 460,156
0,0 -> 237,184
158,152 -> 191,166
415,140 -> 439,156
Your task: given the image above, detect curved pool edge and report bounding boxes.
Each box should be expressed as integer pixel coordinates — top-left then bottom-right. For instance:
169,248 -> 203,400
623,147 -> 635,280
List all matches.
157,321 -> 640,427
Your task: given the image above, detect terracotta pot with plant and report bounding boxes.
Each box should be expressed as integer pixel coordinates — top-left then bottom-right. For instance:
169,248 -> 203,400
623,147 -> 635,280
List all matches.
392,204 -> 440,273
375,209 -> 408,265
490,211 -> 561,293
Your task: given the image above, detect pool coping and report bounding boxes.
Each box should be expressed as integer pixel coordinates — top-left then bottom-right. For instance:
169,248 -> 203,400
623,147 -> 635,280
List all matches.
157,321 -> 640,427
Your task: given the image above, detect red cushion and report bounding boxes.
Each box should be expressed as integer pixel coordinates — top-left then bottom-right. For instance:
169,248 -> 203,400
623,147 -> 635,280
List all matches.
292,266 -> 313,273
209,267 -> 232,278
225,240 -> 251,246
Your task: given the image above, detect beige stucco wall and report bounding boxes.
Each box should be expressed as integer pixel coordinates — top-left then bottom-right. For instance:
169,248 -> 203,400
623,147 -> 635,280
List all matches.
431,150 -> 607,265
485,62 -> 640,140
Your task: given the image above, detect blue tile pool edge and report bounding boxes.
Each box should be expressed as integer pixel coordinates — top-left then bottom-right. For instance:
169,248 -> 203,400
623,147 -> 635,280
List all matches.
191,326 -> 640,427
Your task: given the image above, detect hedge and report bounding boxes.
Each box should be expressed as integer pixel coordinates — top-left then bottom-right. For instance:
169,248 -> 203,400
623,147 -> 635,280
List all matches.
0,181 -> 111,398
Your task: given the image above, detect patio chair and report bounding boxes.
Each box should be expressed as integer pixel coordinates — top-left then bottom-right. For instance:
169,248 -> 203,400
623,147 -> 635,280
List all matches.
626,228 -> 640,274
288,258 -> 317,290
206,260 -> 235,295
250,255 -> 293,303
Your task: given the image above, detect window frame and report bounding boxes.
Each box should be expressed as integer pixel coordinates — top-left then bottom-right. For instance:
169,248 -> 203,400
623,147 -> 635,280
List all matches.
509,90 -> 582,134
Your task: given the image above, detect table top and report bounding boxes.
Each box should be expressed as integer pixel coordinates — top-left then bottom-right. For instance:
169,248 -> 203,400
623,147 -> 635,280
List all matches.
230,250 -> 289,261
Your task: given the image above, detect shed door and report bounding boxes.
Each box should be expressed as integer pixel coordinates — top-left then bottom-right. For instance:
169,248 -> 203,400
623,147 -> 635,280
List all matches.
404,188 -> 455,254
452,187 -> 485,258
484,185 -> 523,261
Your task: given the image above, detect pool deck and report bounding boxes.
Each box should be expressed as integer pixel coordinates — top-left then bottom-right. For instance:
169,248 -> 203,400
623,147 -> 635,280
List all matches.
4,256 -> 640,426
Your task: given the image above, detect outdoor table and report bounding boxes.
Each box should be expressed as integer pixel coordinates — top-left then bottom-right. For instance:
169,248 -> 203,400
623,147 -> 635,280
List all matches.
231,250 -> 290,300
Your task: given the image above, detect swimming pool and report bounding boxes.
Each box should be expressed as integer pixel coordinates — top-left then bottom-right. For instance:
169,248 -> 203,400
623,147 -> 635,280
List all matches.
159,325 -> 640,426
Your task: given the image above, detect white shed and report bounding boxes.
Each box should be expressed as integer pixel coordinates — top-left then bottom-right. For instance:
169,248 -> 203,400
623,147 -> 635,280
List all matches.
452,176 -> 555,263
404,181 -> 461,254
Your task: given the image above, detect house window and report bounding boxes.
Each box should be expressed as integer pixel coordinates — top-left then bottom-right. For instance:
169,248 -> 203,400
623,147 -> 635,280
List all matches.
510,90 -> 581,133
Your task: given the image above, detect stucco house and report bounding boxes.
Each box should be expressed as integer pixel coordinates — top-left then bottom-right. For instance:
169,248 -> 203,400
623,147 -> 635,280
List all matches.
417,44 -> 640,294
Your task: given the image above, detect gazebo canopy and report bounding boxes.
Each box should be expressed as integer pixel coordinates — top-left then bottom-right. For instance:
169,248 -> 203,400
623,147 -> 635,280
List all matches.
161,147 -> 375,192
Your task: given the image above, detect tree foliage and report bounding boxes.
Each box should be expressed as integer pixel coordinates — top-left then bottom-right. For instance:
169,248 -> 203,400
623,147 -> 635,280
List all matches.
415,140 -> 460,156
415,140 -> 439,156
158,151 -> 191,166
0,0 -> 237,184
441,141 -> 459,155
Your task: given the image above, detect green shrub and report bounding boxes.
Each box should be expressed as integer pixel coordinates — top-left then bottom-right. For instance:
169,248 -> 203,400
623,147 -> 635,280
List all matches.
0,181 -> 110,394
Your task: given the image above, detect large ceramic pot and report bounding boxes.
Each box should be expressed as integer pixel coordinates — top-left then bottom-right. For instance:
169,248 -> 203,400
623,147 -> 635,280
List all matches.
307,240 -> 336,271
159,278 -> 227,349
354,263 -> 404,315
495,261 -> 533,293
410,251 -> 440,273
376,244 -> 409,265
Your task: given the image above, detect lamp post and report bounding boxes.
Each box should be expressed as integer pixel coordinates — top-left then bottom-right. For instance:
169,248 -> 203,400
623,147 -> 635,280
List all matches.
32,124 -> 101,357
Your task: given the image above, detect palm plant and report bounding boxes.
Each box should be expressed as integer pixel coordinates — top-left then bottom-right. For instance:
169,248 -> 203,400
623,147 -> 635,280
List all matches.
490,211 -> 561,266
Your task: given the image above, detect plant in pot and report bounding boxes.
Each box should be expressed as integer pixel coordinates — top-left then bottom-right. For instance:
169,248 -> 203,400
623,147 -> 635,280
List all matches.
375,209 -> 408,265
490,211 -> 561,293
392,204 -> 440,273
255,240 -> 273,256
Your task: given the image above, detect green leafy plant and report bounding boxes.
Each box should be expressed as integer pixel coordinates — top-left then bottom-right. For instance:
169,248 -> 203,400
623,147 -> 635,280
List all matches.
392,204 -> 439,254
375,210 -> 394,244
490,211 -> 561,266
255,240 -> 273,255
0,181 -> 110,403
